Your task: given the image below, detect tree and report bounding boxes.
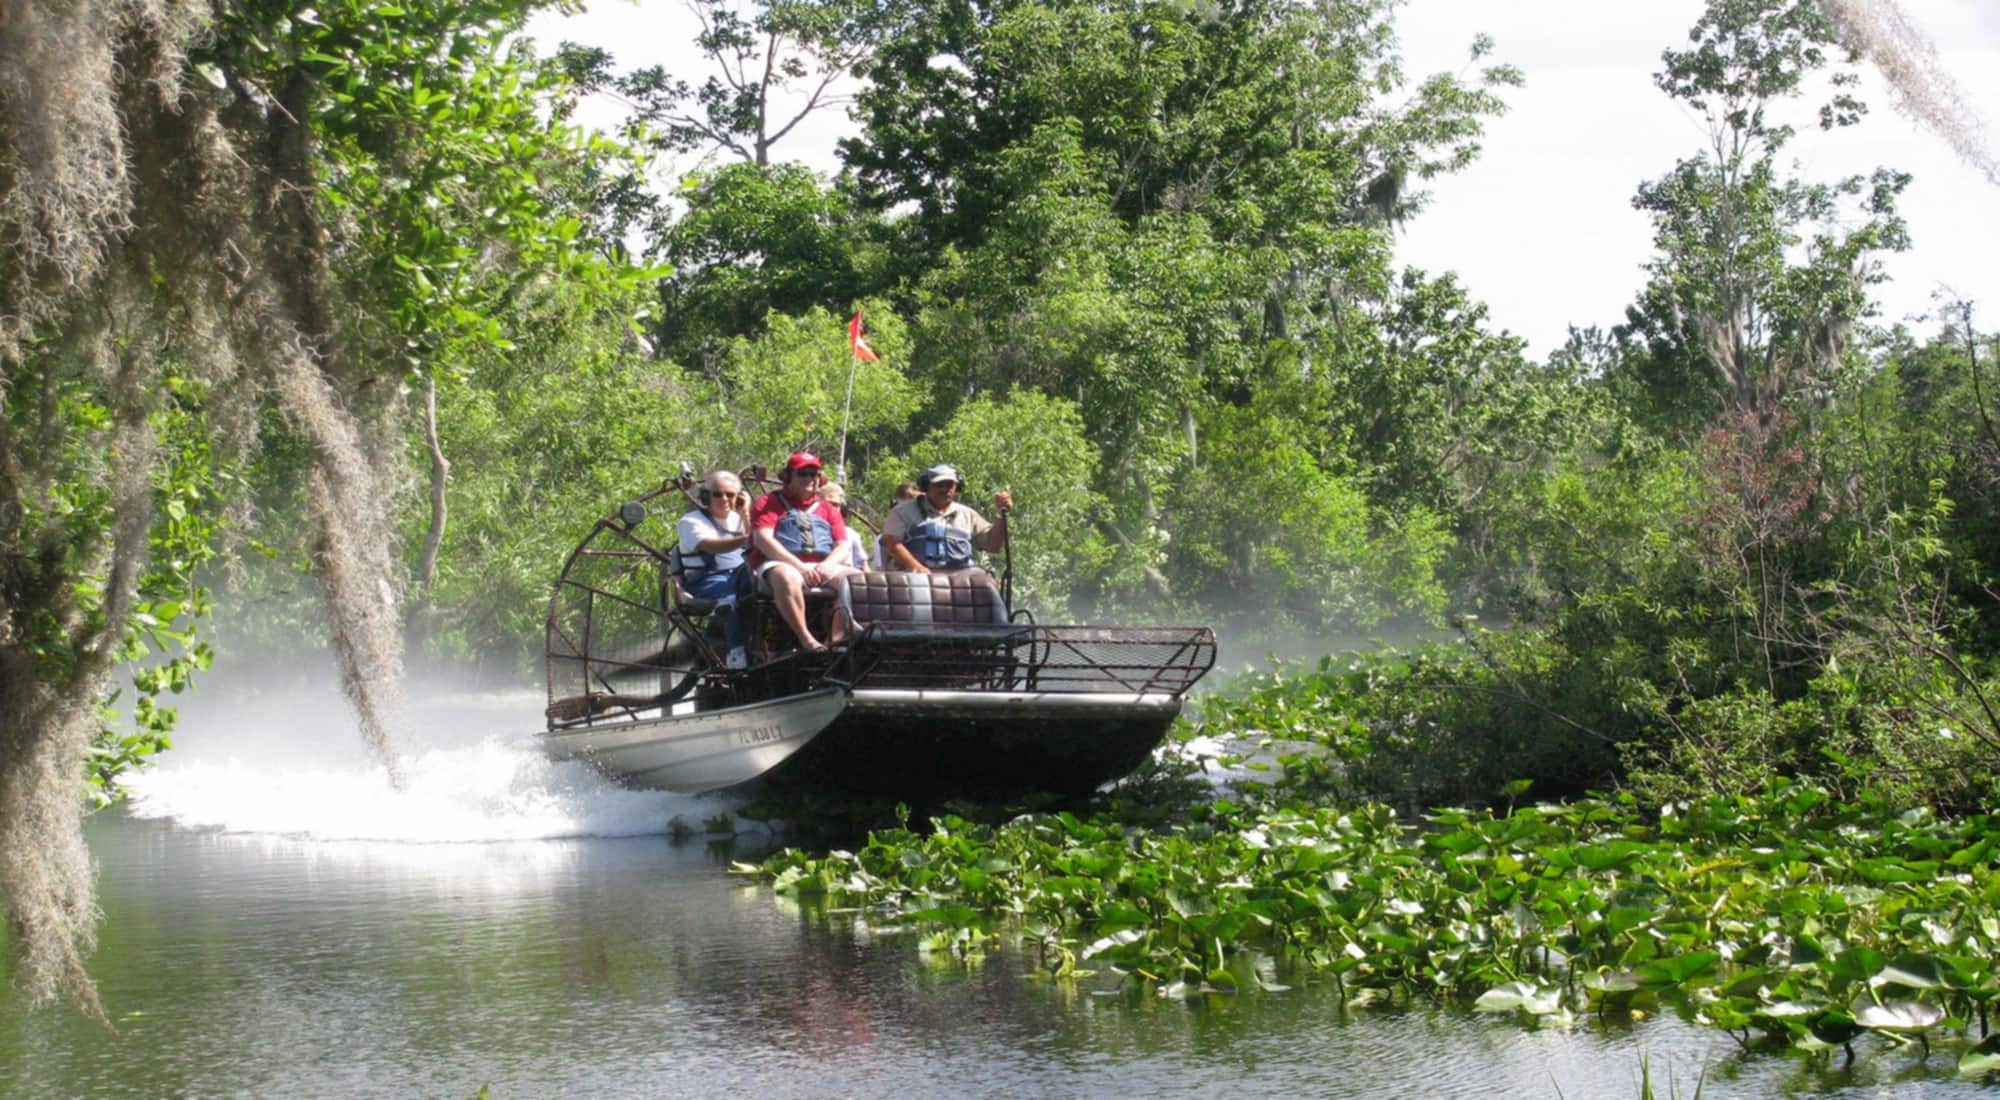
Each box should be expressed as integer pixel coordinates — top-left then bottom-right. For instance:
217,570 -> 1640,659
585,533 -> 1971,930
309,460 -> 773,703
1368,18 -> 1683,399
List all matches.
653,162 -> 877,360
846,0 -> 1516,276
407,280 -> 713,672
1614,0 -> 1908,431
602,0 -> 879,167
0,0 -> 635,1014
714,303 -> 921,467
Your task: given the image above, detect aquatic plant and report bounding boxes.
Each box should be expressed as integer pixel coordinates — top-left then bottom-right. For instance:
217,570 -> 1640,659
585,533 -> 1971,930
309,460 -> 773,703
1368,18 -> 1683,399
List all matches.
747,779 -> 2000,1063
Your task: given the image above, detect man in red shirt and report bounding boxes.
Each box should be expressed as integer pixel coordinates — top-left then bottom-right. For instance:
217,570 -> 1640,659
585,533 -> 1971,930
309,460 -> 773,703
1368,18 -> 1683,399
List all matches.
749,452 -> 856,651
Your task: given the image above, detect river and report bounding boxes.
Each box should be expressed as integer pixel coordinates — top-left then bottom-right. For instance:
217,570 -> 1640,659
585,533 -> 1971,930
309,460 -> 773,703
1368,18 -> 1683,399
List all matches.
0,679 -> 1984,1098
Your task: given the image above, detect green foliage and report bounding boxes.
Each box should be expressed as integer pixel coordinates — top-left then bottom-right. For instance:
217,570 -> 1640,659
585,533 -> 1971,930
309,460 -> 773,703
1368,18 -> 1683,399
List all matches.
717,303 -> 921,464
204,0 -> 642,376
868,388 -> 1102,613
750,779 -> 2000,1064
90,381 -> 225,801
1198,642 -> 1635,808
655,164 -> 876,359
405,280 -> 706,672
0,347 -> 219,801
1165,406 -> 1450,637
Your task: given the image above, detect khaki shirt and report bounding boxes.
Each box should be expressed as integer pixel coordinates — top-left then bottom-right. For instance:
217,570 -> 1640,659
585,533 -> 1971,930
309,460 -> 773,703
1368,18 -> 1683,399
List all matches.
881,497 -> 994,569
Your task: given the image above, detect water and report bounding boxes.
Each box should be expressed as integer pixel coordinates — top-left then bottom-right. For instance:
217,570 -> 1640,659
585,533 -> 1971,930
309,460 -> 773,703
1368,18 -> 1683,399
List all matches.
1,679 -> 1988,1098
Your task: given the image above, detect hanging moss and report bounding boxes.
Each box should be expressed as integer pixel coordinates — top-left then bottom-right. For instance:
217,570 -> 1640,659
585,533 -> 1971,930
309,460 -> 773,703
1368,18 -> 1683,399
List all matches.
0,0 -> 414,1015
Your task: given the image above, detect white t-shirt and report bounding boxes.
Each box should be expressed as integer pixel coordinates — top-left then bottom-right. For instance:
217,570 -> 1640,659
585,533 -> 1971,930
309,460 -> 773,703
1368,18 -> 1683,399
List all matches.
835,530 -> 869,572
676,509 -> 744,556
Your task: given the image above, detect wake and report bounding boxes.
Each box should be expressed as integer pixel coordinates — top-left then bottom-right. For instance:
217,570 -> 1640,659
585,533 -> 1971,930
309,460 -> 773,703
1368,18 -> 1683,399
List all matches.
120,677 -> 728,843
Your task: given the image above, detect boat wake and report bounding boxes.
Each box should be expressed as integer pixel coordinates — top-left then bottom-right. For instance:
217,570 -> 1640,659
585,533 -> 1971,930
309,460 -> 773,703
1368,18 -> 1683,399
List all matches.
120,679 -> 733,843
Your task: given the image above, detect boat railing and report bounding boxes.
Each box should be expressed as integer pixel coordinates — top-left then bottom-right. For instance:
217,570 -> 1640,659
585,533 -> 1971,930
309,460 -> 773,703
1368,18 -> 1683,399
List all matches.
833,622 -> 1216,697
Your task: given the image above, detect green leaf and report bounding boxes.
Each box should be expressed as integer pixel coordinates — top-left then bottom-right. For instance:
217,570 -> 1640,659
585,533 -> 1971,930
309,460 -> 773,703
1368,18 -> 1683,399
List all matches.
1474,981 -> 1562,1016
1959,1033 -> 2000,1076
1855,1001 -> 1944,1033
1635,950 -> 1719,988
1873,955 -> 1952,991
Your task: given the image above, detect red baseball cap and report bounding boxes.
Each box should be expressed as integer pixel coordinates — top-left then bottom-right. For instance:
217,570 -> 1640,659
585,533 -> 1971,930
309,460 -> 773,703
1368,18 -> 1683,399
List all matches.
784,451 -> 823,474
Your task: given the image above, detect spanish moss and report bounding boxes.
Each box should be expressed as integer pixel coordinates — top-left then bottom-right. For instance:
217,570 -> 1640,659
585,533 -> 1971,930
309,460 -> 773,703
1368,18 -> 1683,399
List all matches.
1824,0 -> 2000,187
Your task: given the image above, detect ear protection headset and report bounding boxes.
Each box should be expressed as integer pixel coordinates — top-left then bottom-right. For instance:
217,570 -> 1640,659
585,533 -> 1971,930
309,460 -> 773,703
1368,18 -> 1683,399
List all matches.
916,469 -> 968,493
698,471 -> 734,507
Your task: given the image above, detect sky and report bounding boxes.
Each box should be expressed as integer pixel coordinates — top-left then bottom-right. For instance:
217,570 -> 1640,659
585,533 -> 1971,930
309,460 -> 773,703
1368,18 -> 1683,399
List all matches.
523,0 -> 2000,358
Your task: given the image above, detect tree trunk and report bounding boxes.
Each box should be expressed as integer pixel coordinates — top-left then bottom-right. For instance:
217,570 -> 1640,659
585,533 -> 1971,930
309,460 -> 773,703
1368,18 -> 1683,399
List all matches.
417,374 -> 449,598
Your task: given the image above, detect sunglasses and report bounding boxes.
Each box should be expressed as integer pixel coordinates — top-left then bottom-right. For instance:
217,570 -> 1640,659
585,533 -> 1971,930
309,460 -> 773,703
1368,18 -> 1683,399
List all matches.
714,490 -> 741,500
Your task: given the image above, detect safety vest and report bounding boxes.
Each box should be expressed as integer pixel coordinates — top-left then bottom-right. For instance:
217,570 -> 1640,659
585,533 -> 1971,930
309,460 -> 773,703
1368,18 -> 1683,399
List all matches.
773,500 -> 835,560
908,508 -> 974,570
678,511 -> 745,578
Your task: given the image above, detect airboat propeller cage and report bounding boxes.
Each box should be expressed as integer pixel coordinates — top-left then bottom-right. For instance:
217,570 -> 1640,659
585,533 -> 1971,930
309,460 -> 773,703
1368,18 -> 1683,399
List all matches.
541,473 -> 1218,799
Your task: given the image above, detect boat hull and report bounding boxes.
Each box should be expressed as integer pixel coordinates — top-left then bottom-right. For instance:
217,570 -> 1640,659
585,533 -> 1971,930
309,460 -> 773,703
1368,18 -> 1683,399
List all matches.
539,687 -> 848,793
759,689 -> 1185,800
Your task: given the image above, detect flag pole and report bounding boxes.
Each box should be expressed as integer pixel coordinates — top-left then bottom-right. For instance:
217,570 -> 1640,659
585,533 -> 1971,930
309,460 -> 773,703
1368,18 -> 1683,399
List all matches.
839,310 -> 874,484
837,343 -> 857,484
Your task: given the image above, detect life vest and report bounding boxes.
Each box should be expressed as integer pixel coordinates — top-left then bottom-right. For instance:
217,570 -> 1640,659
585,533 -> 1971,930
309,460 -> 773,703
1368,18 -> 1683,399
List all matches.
678,511 -> 745,579
772,499 -> 835,560
908,506 -> 975,570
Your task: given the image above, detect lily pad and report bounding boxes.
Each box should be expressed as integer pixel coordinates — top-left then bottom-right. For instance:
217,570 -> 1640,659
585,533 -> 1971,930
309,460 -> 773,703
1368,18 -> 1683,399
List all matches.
1082,928 -> 1144,960
1856,1001 -> 1945,1033
1958,1033 -> 2000,1076
1636,950 -> 1720,988
1475,981 -> 1563,1016
1807,1008 -> 1862,1046
1872,955 -> 1951,991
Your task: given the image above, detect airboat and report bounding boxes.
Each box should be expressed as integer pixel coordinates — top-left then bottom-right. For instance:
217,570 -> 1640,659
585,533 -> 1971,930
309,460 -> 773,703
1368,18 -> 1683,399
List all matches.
539,466 -> 1217,802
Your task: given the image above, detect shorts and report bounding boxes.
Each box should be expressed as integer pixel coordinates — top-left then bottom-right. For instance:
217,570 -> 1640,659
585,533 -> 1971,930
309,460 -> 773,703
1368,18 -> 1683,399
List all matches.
755,558 -> 851,594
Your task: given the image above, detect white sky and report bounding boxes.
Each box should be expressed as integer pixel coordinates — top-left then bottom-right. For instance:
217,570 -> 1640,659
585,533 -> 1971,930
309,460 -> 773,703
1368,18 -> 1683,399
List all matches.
525,0 -> 2000,358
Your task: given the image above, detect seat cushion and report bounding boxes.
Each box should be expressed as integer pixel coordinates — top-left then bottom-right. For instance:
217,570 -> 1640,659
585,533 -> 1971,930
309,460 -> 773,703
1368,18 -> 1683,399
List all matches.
839,571 -> 1006,626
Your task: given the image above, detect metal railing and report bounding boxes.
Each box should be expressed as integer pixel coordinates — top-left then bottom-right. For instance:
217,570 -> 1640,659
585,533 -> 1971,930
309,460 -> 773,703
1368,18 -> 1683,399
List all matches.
831,622 -> 1216,697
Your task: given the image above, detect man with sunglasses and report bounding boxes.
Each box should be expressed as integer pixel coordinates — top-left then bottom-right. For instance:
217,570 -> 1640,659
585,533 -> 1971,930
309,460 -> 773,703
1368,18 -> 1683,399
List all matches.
881,463 -> 1011,574
749,452 -> 856,651
676,469 -> 753,668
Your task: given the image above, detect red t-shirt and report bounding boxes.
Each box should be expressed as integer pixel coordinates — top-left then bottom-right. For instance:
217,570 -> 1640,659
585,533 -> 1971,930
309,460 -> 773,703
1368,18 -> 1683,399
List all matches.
749,489 -> 849,566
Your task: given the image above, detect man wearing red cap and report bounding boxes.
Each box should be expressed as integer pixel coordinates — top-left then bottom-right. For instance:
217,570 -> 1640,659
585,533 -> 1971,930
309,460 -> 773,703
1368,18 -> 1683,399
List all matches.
749,452 -> 856,651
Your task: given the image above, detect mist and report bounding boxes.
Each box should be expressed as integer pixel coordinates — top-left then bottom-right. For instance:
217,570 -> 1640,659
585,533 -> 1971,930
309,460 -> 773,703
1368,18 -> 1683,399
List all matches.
118,647 -> 729,844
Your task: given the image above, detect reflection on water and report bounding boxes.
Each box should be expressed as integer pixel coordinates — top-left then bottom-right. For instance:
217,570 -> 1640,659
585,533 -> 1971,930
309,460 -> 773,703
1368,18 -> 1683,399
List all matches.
1,679 -> 1989,1097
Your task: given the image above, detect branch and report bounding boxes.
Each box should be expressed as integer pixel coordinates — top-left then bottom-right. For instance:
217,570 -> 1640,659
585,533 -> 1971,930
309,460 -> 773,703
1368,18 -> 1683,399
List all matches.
764,53 -> 853,147
1957,302 -> 2000,471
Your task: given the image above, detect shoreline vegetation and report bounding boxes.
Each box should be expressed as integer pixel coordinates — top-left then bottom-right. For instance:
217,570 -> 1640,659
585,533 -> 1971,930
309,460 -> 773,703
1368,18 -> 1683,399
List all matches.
743,664 -> 2000,1075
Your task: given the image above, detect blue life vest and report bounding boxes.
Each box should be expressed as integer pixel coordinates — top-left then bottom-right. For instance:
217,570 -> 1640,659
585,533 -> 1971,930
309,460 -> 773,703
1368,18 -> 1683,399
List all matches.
908,509 -> 975,570
772,500 -> 835,559
678,511 -> 746,579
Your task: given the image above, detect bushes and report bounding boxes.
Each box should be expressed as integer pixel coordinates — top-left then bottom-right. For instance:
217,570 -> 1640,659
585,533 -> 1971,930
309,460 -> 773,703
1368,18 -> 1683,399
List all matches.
1196,637 -> 1637,809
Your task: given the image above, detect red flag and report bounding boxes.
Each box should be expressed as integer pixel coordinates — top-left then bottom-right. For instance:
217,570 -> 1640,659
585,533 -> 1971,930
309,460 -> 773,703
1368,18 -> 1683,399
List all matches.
849,310 -> 879,362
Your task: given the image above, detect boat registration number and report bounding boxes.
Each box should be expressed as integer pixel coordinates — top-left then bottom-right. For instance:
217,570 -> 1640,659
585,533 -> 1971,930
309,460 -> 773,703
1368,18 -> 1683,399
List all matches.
738,723 -> 785,746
